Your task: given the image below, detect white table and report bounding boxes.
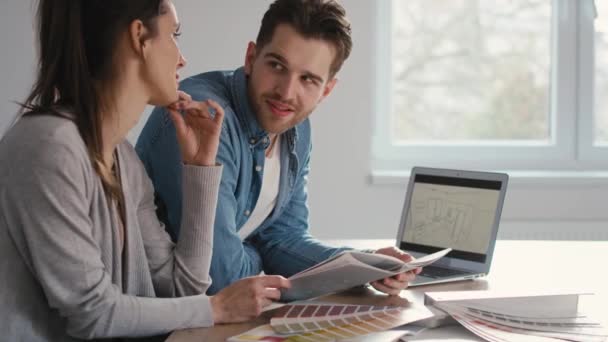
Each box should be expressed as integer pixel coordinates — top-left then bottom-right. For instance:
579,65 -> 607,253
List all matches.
167,240 -> 608,341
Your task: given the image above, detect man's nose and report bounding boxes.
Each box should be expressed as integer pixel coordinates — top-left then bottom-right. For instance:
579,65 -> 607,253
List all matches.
275,74 -> 298,100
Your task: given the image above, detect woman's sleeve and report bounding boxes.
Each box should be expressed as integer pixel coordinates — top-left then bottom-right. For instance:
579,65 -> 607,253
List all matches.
2,140 -> 216,339
135,151 -> 222,297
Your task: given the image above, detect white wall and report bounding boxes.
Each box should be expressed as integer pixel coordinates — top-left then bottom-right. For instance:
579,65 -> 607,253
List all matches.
2,0 -> 607,240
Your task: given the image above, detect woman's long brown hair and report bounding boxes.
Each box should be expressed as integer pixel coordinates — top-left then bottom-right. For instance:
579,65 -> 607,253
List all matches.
20,0 -> 165,199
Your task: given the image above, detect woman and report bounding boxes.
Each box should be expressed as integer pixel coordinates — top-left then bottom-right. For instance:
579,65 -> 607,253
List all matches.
0,0 -> 289,340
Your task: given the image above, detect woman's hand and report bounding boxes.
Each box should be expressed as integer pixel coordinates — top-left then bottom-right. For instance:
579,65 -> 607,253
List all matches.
167,91 -> 224,166
210,275 -> 291,324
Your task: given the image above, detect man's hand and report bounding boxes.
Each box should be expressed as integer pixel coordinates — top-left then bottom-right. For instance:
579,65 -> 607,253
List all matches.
369,246 -> 421,295
210,275 -> 291,324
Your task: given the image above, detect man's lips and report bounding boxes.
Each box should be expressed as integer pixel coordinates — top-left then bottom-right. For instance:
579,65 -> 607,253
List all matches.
266,99 -> 294,117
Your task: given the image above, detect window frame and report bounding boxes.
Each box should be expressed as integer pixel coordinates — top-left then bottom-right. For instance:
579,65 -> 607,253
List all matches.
373,0 -> 608,172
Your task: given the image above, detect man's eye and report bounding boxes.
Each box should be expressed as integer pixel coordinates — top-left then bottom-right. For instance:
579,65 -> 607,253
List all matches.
302,76 -> 319,85
270,62 -> 284,71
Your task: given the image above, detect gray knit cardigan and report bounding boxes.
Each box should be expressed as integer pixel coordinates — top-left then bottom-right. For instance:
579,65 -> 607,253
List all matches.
0,113 -> 222,341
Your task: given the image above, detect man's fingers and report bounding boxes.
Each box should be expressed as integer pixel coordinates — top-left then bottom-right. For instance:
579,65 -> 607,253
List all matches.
383,276 -> 408,288
402,254 -> 413,262
394,273 -> 407,281
393,270 -> 417,282
393,252 -> 413,263
371,280 -> 401,296
376,246 -> 414,263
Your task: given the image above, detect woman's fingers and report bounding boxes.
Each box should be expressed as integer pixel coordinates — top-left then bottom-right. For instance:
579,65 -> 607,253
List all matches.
206,99 -> 225,124
261,298 -> 273,310
169,96 -> 223,128
165,95 -> 224,166
177,90 -> 192,102
167,108 -> 187,140
167,91 -> 193,110
263,287 -> 282,301
181,99 -> 223,121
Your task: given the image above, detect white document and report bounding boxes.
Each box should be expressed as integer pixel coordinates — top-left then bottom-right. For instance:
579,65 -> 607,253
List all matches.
425,291 -> 608,342
280,248 -> 451,302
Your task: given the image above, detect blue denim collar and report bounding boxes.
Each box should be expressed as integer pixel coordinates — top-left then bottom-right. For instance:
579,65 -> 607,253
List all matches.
230,67 -> 298,153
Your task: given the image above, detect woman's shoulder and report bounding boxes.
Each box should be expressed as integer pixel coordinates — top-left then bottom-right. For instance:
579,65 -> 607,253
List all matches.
4,113 -> 86,152
0,113 -> 91,178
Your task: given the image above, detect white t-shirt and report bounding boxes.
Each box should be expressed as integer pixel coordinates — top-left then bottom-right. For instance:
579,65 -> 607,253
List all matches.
238,136 -> 281,240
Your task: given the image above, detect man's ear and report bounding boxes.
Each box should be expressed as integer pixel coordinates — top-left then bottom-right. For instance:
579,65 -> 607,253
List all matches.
244,41 -> 257,76
128,19 -> 149,58
319,77 -> 338,103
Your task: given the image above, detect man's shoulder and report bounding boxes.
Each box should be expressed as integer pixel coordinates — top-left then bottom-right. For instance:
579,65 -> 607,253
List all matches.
179,70 -> 235,108
294,118 -> 312,151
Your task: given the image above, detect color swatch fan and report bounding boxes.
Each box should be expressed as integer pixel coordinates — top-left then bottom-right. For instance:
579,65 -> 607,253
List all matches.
228,303 -> 433,342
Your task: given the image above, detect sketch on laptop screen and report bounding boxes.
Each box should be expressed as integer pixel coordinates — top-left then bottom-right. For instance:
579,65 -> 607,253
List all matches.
401,175 -> 502,263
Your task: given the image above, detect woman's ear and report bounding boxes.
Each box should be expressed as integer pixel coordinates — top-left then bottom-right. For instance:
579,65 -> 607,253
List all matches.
128,19 -> 150,58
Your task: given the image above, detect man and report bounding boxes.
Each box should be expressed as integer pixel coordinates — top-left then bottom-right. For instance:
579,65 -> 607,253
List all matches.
136,0 -> 420,295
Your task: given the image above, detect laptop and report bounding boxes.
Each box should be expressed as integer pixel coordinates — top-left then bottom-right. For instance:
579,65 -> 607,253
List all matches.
395,167 -> 509,286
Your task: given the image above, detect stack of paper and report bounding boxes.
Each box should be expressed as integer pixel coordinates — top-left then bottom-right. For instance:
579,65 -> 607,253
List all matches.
425,290 -> 608,342
228,303 -> 433,342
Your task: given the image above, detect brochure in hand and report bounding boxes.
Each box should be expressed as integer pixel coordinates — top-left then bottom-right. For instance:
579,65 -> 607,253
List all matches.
280,248 -> 452,302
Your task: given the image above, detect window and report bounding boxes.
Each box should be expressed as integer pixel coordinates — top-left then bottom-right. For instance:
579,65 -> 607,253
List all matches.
374,0 -> 608,171
595,1 -> 608,145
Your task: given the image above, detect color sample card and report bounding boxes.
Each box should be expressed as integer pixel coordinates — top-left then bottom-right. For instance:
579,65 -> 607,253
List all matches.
228,304 -> 433,342
271,304 -> 392,334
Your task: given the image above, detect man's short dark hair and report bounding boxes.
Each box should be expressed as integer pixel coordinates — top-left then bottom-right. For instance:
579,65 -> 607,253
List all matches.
256,0 -> 352,77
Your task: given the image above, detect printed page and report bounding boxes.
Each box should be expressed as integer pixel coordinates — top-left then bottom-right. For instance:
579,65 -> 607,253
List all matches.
281,265 -> 394,302
290,253 -> 384,281
281,248 -> 452,302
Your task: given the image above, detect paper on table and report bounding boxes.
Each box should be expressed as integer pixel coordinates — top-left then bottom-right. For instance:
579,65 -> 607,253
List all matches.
426,291 -> 608,342
452,313 -> 564,342
453,312 -> 607,342
438,302 -> 607,339
425,290 -> 585,316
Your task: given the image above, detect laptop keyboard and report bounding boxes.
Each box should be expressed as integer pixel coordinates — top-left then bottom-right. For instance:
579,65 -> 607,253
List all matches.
419,265 -> 470,279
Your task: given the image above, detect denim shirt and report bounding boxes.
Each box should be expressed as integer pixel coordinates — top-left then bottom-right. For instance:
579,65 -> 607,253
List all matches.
136,67 -> 350,294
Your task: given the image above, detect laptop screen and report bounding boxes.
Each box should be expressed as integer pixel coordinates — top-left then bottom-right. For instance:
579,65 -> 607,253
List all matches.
399,174 -> 503,263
